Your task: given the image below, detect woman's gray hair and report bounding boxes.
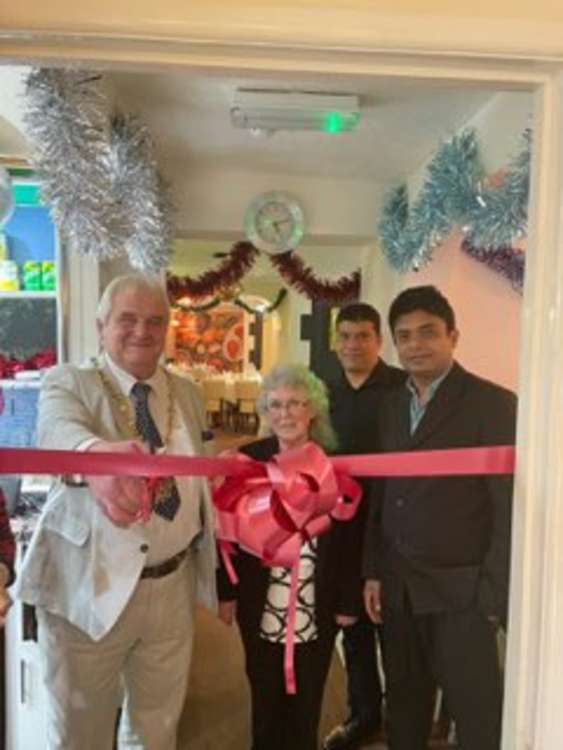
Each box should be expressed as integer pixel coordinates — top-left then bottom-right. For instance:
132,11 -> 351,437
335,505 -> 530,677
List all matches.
97,273 -> 170,323
256,363 -> 338,453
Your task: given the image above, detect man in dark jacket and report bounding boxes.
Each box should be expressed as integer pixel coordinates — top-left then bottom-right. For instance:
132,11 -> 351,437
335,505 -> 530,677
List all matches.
323,303 -> 404,750
363,285 -> 516,750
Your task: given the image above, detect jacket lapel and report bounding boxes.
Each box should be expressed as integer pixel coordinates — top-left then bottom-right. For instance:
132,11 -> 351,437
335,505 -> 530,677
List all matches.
409,362 -> 466,448
169,378 -> 204,453
394,385 -> 413,450
98,360 -> 136,439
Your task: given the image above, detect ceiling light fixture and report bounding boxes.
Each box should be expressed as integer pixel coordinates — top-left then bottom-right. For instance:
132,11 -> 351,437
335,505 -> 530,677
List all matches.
230,89 -> 361,134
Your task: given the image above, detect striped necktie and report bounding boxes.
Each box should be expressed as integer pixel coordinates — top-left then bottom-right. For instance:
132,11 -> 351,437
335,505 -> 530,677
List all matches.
131,381 -> 180,521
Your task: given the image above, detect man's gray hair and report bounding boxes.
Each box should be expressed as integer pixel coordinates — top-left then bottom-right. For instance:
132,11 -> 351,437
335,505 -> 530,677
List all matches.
96,273 -> 170,323
256,363 -> 338,453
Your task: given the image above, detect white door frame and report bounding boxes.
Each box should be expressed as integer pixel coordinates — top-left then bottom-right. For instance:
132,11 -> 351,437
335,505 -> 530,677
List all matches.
2,28 -> 563,750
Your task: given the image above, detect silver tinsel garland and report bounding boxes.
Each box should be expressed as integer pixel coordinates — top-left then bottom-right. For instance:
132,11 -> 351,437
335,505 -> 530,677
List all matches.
379,128 -> 531,272
24,68 -> 174,272
110,113 -> 175,272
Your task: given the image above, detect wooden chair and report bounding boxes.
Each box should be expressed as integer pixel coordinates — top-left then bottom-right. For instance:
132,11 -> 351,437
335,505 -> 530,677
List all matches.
202,379 -> 225,428
233,380 -> 261,434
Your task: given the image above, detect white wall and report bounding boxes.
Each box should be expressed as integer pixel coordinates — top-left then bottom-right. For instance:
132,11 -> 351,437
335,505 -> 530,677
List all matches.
169,164 -> 384,240
0,66 -> 30,157
468,91 -> 534,172
360,240 -> 402,362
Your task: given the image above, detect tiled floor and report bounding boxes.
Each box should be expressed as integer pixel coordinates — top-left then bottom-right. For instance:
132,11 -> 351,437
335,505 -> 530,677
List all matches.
178,607 -> 455,749
177,606 -> 349,750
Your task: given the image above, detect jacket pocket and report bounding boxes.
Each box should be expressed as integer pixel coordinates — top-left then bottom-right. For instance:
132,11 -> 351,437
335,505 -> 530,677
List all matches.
42,487 -> 91,546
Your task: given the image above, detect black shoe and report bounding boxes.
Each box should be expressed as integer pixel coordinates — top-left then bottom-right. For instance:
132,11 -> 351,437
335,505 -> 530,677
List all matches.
321,718 -> 378,750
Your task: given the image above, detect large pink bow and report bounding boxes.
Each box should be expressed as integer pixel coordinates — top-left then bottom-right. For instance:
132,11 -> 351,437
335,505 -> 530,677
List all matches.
214,441 -> 361,567
213,441 -> 362,693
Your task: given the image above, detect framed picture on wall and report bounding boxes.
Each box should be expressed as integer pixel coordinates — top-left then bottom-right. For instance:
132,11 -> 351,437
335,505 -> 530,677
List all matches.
174,303 -> 245,372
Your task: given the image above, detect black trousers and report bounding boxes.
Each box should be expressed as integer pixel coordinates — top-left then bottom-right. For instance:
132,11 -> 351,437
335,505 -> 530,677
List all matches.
341,616 -> 383,729
382,596 -> 502,750
240,630 -> 335,750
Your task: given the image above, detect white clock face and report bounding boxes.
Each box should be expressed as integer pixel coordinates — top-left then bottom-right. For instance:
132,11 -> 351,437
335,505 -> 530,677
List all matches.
245,192 -> 304,253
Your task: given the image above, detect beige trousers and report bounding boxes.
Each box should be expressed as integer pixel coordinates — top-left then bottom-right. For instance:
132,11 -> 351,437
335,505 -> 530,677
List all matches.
37,558 -> 196,750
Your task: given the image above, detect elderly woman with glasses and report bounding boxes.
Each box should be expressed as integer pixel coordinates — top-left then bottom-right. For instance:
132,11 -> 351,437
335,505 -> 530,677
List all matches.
217,363 -> 363,750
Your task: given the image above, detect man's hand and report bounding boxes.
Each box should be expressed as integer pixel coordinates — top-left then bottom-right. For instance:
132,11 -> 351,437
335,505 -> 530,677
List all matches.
218,600 -> 237,626
364,579 -> 383,624
335,614 -> 358,628
86,440 -> 148,527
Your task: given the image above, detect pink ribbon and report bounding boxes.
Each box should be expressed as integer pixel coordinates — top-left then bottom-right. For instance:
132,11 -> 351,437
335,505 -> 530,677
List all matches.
214,442 -> 362,694
0,444 -> 515,478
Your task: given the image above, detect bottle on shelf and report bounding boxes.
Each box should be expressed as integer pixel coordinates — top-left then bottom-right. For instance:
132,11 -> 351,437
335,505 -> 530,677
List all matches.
0,260 -> 20,291
22,261 -> 42,291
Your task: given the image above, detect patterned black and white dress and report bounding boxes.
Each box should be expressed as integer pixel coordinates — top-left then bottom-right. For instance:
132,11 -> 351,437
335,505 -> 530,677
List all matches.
259,539 -> 318,644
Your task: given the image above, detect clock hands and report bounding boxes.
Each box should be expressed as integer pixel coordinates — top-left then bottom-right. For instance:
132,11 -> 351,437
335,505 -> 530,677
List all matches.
271,218 -> 291,239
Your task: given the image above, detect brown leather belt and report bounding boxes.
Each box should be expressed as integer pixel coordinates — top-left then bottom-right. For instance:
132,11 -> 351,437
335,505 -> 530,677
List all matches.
140,548 -> 189,580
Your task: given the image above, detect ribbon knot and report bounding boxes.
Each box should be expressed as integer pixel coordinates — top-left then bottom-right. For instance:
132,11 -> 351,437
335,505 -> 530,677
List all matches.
214,442 -> 360,569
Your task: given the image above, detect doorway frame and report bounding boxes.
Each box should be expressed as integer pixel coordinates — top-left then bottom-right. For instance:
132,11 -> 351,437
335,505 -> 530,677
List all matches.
2,23 -> 563,750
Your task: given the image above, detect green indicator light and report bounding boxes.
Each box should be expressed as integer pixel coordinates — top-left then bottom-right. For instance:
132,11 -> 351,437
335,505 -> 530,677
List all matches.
323,112 -> 345,133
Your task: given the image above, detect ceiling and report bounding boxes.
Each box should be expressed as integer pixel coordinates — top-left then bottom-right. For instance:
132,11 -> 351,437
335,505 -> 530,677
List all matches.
107,68 -> 502,182
0,65 -> 528,284
0,64 -> 510,183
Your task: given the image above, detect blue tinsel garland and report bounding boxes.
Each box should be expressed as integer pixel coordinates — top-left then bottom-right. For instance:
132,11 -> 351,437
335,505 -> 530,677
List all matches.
379,128 -> 531,272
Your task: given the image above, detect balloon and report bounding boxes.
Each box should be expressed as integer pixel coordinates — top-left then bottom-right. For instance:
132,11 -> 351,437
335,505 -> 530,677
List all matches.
0,167 -> 14,228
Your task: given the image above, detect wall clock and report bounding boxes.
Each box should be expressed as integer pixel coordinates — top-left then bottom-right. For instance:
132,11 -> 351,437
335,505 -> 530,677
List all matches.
244,191 -> 304,253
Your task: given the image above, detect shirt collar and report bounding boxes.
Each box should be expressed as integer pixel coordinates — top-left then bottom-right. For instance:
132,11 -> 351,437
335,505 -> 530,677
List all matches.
339,359 -> 382,390
406,362 -> 453,403
104,354 -> 166,399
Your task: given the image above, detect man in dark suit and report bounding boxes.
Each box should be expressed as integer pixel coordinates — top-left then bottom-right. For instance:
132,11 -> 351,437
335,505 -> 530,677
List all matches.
323,303 -> 404,750
363,285 -> 516,750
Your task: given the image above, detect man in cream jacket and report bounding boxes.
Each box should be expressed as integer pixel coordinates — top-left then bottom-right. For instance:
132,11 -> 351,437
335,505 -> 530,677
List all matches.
15,273 -> 217,750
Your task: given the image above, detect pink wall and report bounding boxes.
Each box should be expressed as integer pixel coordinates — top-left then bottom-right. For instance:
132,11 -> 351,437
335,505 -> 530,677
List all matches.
403,230 -> 522,392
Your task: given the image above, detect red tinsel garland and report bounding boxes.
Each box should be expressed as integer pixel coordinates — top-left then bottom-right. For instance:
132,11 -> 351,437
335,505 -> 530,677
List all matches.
269,251 -> 360,304
167,241 -> 260,302
166,241 -> 360,305
0,348 -> 57,379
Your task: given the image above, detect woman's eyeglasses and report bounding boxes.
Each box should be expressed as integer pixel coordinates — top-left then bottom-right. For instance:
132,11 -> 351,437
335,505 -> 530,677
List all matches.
266,399 -> 310,415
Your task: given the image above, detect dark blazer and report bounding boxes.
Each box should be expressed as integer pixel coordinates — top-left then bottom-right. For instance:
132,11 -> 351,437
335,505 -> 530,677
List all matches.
363,362 -> 516,627
217,436 -> 363,638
